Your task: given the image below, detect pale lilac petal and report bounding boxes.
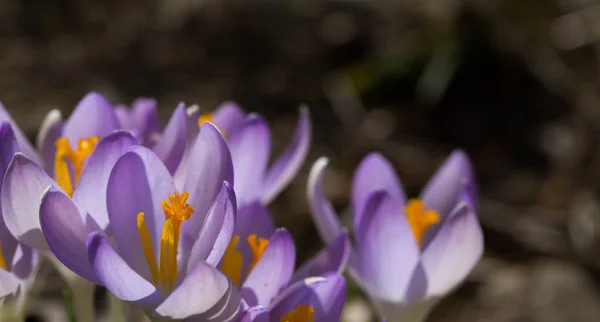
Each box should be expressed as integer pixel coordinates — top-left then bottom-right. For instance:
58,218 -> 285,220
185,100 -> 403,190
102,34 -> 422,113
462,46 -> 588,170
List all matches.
352,153 -> 405,232
212,101 -> 246,135
132,98 -> 161,147
291,232 -> 350,284
36,109 -> 63,175
355,191 -> 419,302
87,232 -> 161,306
420,150 -> 475,248
151,103 -> 187,174
307,157 -> 343,244
0,101 -> 41,165
262,107 -> 311,205
155,261 -> 236,319
185,182 -> 236,273
73,131 -> 137,230
40,188 -> 99,283
230,203 -> 275,279
270,274 -> 346,322
228,115 -> 271,206
114,105 -> 134,129
10,244 -> 37,280
421,201 -> 483,298
1,153 -> 59,249
420,150 -> 474,218
0,268 -> 19,299
180,123 -> 234,248
107,146 -> 174,281
62,92 -> 120,146
241,228 -> 295,307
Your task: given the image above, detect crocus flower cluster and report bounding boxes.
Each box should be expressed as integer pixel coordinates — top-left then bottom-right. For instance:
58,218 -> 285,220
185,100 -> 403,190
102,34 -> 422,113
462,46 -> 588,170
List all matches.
0,92 -> 484,322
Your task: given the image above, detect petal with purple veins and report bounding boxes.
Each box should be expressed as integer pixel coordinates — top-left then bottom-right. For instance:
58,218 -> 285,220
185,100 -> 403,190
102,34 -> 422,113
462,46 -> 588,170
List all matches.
151,103 -> 188,174
107,146 -> 175,282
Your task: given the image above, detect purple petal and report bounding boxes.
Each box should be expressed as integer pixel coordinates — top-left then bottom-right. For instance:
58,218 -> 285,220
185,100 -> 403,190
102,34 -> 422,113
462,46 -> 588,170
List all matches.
107,146 -> 174,282
421,201 -> 483,298
36,109 -> 64,176
419,150 -> 475,248
87,232 -> 161,305
262,106 -> 311,205
0,268 -> 19,299
231,203 -> 276,279
114,105 -> 134,129
131,98 -> 162,147
241,228 -> 295,307
355,191 -> 419,302
352,153 -> 405,233
10,244 -> 37,280
306,158 -> 343,244
1,153 -> 59,249
270,274 -> 346,322
151,103 -> 188,174
73,131 -> 137,230
228,115 -> 271,206
0,101 -> 41,165
291,232 -> 350,284
62,92 -> 120,147
40,188 -> 99,283
184,182 -> 237,273
180,123 -> 234,248
155,261 -> 238,320
212,101 -> 246,135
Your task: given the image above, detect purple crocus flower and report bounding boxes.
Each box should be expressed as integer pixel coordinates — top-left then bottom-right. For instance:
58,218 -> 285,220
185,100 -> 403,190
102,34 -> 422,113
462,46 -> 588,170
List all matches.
192,102 -> 312,207
219,203 -> 350,309
49,123 -> 241,320
240,274 -> 347,322
307,151 -> 484,322
0,123 -> 38,299
114,97 -> 162,147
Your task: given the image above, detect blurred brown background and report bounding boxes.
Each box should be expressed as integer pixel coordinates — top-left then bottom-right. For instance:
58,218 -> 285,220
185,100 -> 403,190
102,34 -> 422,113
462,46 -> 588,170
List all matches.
4,0 -> 600,321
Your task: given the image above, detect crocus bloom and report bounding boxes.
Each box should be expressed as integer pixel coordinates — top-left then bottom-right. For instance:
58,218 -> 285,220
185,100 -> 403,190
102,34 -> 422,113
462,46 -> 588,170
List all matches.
193,102 -> 312,207
113,97 -> 162,147
240,273 -> 347,322
219,203 -> 349,309
80,123 -> 241,320
307,151 -> 484,322
0,123 -> 38,300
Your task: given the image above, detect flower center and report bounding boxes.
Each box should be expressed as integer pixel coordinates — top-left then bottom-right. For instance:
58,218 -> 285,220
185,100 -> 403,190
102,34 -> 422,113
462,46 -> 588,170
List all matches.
54,136 -> 100,197
405,198 -> 440,247
281,305 -> 314,322
137,192 -> 194,293
221,234 -> 269,287
0,242 -> 7,271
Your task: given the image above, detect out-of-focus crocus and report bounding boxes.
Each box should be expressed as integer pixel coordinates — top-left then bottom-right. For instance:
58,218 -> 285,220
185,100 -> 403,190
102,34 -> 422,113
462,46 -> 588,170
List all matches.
307,151 -> 484,322
220,203 -> 350,309
193,102 -> 312,207
240,273 -> 347,322
0,123 -> 38,304
78,123 -> 241,320
36,92 -> 189,177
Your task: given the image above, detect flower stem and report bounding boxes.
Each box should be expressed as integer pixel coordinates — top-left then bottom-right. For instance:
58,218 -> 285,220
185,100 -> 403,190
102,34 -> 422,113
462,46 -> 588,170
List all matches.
50,254 -> 97,322
108,292 -> 126,322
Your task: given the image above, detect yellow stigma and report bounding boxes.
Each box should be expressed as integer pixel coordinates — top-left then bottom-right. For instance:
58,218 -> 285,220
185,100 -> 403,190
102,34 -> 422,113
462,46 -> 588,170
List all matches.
137,192 -> 194,293
54,136 -> 100,197
247,234 -> 269,272
280,305 -> 314,322
405,198 -> 440,247
222,234 -> 270,288
0,242 -> 7,271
